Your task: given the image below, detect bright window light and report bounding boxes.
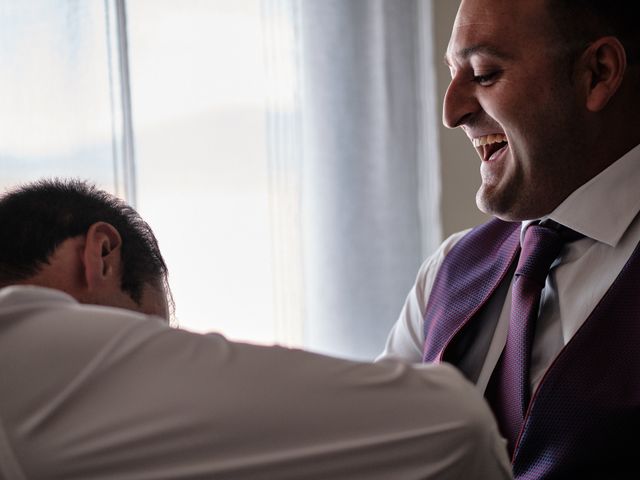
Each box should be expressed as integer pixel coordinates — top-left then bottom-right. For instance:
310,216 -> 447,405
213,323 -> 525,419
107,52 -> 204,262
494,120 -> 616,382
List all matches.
127,0 -> 303,346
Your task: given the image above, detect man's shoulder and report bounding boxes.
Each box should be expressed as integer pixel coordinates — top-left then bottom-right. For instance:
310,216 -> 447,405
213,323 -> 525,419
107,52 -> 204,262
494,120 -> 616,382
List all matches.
440,218 -> 520,258
466,217 -> 520,239
410,219 -> 521,306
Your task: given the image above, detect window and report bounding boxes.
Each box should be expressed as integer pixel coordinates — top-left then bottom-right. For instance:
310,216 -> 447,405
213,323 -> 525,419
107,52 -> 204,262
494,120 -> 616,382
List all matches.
0,0 -> 130,196
2,0 -> 438,361
126,0 -> 303,345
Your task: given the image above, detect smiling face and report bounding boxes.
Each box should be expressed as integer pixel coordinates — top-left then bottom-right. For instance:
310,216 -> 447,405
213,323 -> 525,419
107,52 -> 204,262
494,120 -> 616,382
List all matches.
444,0 -> 593,221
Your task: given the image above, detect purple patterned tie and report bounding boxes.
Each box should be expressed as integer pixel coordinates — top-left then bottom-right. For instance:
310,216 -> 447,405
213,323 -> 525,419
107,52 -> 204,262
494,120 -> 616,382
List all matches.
486,222 -> 582,456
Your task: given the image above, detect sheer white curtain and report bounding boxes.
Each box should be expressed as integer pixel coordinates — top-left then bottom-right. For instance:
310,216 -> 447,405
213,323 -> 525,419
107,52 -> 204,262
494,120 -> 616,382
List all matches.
296,0 -> 442,359
0,0 -> 441,362
127,0 -> 441,360
0,0 -> 130,196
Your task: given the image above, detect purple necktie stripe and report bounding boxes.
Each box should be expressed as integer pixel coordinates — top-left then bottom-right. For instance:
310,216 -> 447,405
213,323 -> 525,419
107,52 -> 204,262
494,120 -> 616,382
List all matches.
486,223 -> 582,456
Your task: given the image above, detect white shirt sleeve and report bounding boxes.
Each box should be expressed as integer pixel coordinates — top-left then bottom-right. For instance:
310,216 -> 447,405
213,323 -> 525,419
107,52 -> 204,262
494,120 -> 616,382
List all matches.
379,230 -> 470,363
0,287 -> 511,480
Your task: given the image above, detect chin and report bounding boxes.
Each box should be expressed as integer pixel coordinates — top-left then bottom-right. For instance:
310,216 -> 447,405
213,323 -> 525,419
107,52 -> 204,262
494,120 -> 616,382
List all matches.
476,189 -> 512,220
476,189 -> 539,222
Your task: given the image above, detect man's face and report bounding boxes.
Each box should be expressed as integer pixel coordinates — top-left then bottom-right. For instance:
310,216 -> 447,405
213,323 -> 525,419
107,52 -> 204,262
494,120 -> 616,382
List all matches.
444,0 -> 589,221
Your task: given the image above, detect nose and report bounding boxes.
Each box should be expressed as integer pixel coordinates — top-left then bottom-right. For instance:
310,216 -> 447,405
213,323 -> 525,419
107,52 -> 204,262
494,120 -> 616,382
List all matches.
442,75 -> 479,129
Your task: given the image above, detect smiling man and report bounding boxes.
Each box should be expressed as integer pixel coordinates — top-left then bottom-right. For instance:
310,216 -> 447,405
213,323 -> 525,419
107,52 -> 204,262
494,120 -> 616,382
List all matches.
381,0 -> 640,478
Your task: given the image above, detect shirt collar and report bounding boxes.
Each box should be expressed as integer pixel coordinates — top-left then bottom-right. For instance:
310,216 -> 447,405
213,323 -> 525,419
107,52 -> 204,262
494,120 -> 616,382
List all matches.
0,285 -> 77,308
520,143 -> 640,248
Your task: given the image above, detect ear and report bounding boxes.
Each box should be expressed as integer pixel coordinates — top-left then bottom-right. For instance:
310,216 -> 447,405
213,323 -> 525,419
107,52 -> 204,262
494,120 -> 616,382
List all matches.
82,222 -> 123,292
579,37 -> 627,112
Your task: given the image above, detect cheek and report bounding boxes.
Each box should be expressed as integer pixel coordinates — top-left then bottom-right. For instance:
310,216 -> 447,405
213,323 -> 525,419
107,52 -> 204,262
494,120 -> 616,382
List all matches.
478,86 -> 524,125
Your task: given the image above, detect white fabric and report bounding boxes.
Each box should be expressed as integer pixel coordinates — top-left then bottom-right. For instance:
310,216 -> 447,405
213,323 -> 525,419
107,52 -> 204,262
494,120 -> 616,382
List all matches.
0,285 -> 511,480
297,0 -> 439,360
381,143 -> 640,395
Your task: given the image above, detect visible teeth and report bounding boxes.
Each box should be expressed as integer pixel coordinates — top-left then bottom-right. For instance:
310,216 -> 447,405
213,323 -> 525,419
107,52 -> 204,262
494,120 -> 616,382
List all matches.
473,133 -> 507,148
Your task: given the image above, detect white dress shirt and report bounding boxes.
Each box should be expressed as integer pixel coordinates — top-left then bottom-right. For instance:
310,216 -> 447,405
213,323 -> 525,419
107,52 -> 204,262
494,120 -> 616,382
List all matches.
381,143 -> 640,395
0,285 -> 511,480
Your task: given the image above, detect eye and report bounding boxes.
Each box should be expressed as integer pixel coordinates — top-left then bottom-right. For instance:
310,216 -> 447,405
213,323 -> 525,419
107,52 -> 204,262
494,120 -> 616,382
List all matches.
473,71 -> 500,86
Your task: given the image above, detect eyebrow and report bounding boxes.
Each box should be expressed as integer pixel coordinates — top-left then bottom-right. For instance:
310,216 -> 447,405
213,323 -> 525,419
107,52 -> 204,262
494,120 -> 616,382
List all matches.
444,44 -> 515,66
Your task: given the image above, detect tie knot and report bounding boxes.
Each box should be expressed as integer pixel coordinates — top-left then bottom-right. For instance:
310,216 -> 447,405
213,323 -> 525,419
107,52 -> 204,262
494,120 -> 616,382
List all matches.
516,223 -> 581,285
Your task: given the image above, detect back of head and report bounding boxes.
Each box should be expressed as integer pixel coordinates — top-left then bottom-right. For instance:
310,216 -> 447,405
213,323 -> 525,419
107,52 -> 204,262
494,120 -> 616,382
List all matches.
549,0 -> 640,66
0,179 -> 168,304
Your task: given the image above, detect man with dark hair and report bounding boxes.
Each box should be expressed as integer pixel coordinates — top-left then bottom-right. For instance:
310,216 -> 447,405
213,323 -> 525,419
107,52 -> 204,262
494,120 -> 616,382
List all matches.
0,179 -> 511,479
381,0 -> 640,478
549,0 -> 640,66
0,179 -> 170,311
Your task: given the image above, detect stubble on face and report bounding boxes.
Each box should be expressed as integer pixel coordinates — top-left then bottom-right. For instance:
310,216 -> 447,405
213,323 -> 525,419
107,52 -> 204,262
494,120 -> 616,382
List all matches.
475,77 -> 586,221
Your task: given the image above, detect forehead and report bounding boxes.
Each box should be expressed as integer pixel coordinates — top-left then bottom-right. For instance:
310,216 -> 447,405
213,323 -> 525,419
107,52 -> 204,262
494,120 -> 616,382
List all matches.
446,0 -> 553,65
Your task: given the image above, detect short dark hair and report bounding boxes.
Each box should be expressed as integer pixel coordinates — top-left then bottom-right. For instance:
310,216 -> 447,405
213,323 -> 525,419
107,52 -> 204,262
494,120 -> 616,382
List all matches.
548,1 -> 640,65
0,179 -> 168,304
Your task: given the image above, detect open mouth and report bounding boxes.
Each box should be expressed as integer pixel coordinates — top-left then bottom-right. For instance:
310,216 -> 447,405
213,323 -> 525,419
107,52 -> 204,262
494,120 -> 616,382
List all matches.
472,134 -> 508,161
